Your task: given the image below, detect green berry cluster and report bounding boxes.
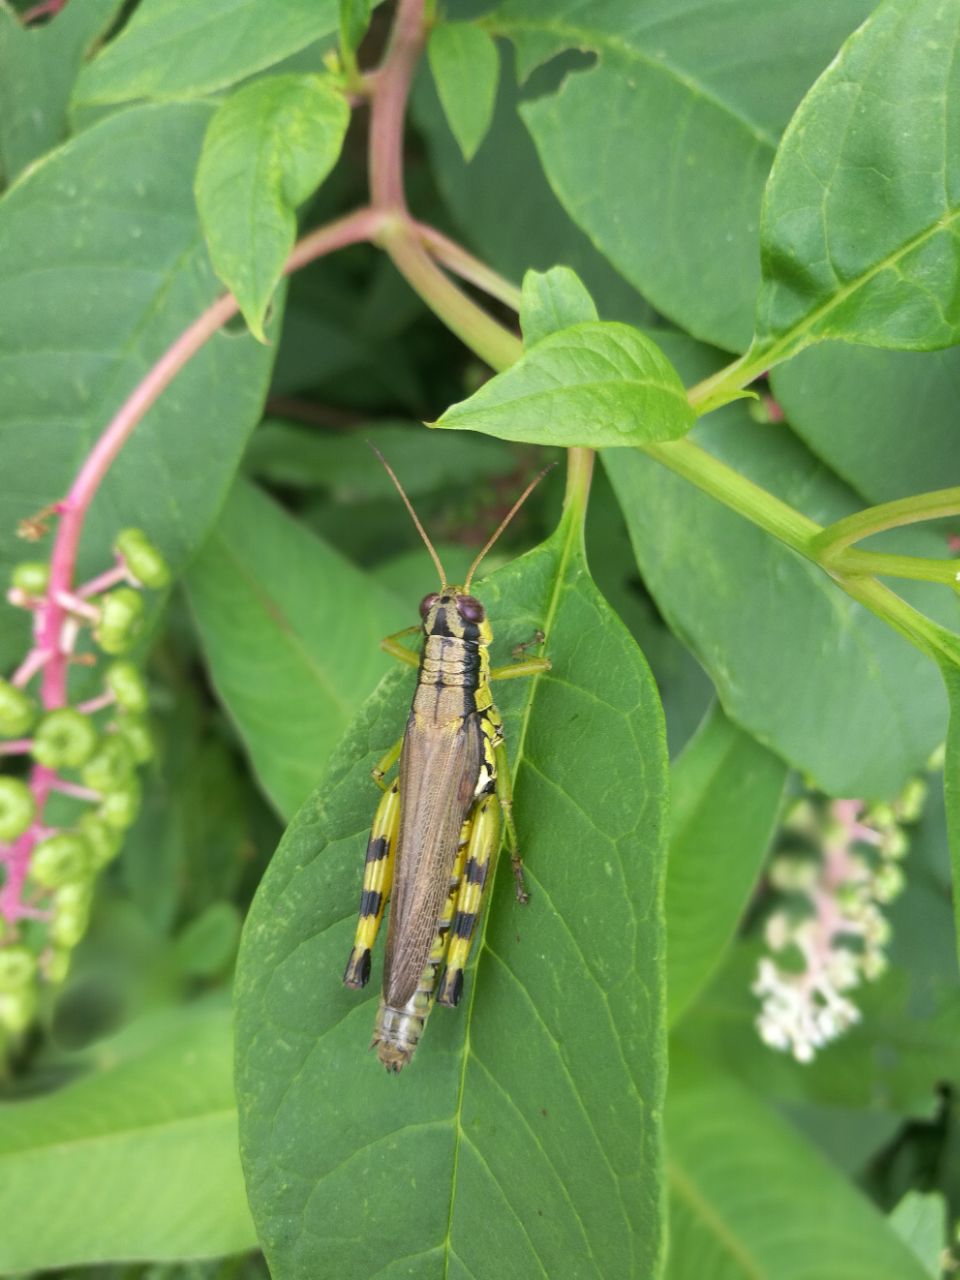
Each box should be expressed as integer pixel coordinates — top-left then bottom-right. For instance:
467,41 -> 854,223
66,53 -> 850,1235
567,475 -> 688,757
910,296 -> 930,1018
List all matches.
0,527 -> 169,1036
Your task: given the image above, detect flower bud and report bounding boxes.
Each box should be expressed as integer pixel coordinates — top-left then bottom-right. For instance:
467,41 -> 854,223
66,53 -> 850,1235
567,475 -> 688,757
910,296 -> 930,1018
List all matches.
0,777 -> 36,842
78,813 -> 123,869
113,714 -> 154,764
10,561 -> 50,597
874,862 -> 905,904
99,775 -> 141,830
0,678 -> 37,738
44,948 -> 72,983
30,832 -> 92,889
114,529 -> 170,590
96,588 -> 145,655
50,904 -> 90,948
0,945 -> 37,990
0,986 -> 36,1034
104,661 -> 149,713
31,707 -> 98,769
82,735 -> 135,794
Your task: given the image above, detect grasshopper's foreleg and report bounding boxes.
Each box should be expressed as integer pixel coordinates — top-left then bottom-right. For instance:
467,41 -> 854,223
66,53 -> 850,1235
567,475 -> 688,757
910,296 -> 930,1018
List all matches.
381,625 -> 421,668
489,655 -> 551,681
437,793 -> 500,1007
494,739 -> 529,904
343,778 -> 400,989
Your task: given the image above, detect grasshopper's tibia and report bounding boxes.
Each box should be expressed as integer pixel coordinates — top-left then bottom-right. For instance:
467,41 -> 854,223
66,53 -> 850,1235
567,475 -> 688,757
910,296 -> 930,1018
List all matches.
371,735 -> 403,790
380,625 -> 421,669
372,817 -> 470,1070
493,739 -> 529,903
437,793 -> 500,1007
343,779 -> 400,989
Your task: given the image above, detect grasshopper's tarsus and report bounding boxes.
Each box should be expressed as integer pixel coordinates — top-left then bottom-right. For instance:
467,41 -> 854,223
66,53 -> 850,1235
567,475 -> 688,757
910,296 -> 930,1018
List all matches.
511,628 -> 545,660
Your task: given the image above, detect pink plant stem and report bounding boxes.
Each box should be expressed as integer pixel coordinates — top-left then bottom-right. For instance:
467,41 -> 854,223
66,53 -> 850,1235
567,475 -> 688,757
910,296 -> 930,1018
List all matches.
412,221 -> 522,311
11,648 -> 51,688
75,692 -> 115,715
21,0 -> 66,22
0,740 -> 32,756
369,0 -> 425,212
47,778 -> 100,802
78,563 -> 128,598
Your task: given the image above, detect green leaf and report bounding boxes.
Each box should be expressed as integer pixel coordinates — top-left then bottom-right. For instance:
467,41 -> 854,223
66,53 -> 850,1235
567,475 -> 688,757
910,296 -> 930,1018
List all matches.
771,344 -> 960,503
412,45 -> 654,324
666,1054 -> 932,1280
173,901 -> 243,978
0,103 -> 279,673
607,331 -> 952,798
195,73 -> 349,340
74,0 -> 339,104
0,0 -> 123,183
339,0 -> 372,65
0,1001 -> 255,1271
427,22 -> 500,162
889,1192 -> 947,1278
185,480 -> 406,819
492,0 -> 875,351
236,512 -> 669,1278
667,704 -> 786,1024
435,321 -> 694,446
520,265 -> 598,347
757,0 -> 960,355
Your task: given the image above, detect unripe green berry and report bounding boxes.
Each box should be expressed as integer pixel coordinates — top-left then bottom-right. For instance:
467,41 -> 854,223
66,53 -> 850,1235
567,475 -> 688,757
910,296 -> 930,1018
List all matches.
0,678 -> 37,739
82,735 -> 135,793
0,986 -> 36,1034
104,661 -> 148,713
115,528 -> 170,590
10,561 -> 49,596
96,588 -> 145,655
78,813 -> 123,869
874,863 -> 905,904
0,945 -> 37,990
55,881 -> 93,914
113,714 -> 154,764
45,948 -> 71,983
99,775 -> 141,830
50,904 -> 90,948
31,708 -> 98,769
30,833 -> 92,889
0,777 -> 35,842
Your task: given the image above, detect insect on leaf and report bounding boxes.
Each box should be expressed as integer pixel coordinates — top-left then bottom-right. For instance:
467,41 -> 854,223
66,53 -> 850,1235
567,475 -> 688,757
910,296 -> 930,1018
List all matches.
236,512 -> 669,1279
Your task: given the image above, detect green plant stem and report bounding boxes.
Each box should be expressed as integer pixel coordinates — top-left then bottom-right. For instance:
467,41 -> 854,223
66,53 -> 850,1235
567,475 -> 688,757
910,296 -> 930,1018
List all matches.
564,447 -> 595,524
811,486 -> 960,557
413,221 -> 523,311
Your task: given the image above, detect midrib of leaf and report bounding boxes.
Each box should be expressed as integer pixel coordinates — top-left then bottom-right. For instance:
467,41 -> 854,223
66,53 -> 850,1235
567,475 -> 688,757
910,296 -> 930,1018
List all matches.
667,1155 -> 765,1280
440,504 -> 583,1280
488,16 -> 779,151
0,1106 -> 237,1159
758,197 -> 960,360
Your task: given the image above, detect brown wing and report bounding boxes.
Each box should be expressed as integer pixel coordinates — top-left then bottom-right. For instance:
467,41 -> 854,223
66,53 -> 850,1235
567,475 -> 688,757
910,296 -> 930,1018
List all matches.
383,709 -> 481,1007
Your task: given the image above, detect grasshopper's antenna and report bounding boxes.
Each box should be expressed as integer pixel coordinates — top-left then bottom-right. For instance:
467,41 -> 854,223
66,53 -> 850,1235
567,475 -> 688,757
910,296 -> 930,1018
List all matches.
368,442 -> 448,587
464,462 -> 557,590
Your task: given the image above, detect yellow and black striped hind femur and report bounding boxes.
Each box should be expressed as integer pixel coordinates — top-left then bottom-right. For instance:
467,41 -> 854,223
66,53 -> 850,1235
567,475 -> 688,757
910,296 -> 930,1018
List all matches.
372,815 -> 471,1070
343,779 -> 400,989
437,791 -> 500,1007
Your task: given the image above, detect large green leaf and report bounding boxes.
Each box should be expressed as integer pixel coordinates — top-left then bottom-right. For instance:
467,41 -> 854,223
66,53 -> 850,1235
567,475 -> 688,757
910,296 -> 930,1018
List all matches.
771,343 -> 960,503
236,510 -> 669,1279
667,704 -> 786,1024
0,103 -> 279,672
435,322 -> 694,446
491,0 -> 875,351
757,0 -> 960,355
195,73 -> 350,341
185,480 -> 406,820
0,1001 -> 255,1271
520,265 -> 598,348
606,332 -> 952,798
0,0 -> 123,183
412,44 -> 654,325
939,662 -> 960,968
74,0 -> 339,104
666,1055 -> 931,1280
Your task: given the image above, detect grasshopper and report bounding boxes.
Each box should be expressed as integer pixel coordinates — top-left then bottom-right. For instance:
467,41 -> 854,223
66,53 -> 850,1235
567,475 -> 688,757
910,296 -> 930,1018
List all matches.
343,451 -> 552,1071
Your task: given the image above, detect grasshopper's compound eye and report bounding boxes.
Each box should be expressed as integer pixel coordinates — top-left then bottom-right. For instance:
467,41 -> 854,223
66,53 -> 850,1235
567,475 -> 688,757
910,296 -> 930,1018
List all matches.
419,592 -> 440,620
456,595 -> 485,624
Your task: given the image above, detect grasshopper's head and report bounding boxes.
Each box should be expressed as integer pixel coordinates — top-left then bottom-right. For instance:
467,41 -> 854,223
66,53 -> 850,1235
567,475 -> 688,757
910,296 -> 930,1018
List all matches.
419,588 -> 492,646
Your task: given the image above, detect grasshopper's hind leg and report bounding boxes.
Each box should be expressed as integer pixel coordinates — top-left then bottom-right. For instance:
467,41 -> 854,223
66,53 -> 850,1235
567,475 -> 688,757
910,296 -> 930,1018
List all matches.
437,793 -> 501,1008
343,778 -> 400,989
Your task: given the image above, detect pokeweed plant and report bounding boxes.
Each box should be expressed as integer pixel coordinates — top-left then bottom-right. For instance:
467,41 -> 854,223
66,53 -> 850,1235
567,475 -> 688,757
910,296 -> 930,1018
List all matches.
0,0 -> 959,1277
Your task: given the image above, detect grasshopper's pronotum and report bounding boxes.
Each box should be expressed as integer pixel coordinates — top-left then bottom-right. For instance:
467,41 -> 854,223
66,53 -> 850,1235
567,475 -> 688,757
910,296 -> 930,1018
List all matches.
343,451 -> 552,1071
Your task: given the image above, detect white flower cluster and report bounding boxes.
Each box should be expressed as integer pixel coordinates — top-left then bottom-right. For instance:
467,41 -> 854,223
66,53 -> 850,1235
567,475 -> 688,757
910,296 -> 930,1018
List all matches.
753,785 -> 923,1064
